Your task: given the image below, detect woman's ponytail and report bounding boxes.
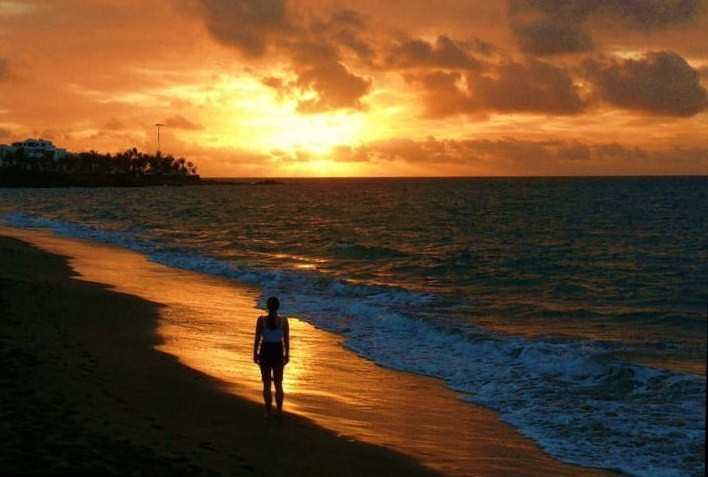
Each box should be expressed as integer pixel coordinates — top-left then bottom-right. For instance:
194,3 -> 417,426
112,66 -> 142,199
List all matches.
266,296 -> 280,329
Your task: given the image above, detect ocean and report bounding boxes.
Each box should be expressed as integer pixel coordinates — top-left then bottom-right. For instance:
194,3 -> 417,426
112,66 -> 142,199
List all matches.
1,177 -> 705,476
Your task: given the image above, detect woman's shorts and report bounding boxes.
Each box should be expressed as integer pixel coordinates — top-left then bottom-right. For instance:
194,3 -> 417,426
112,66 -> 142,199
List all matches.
258,342 -> 284,383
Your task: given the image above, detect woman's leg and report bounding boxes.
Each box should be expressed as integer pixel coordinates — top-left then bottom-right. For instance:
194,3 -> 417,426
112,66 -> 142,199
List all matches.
262,378 -> 273,415
260,362 -> 273,416
274,380 -> 284,413
272,362 -> 285,414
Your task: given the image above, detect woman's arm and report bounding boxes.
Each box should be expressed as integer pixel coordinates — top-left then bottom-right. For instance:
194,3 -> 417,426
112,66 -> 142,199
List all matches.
283,317 -> 290,365
253,316 -> 263,363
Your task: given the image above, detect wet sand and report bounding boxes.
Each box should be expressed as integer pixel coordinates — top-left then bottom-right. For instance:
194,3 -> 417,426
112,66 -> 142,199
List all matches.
0,227 -> 621,476
0,232 -> 439,476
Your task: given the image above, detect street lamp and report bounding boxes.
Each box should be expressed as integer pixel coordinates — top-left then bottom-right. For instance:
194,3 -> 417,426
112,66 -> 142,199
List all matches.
155,123 -> 165,154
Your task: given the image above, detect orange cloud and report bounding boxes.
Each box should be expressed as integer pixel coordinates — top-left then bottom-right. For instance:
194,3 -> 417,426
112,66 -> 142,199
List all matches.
164,115 -> 204,130
330,137 -> 708,176
196,0 -> 289,57
512,19 -> 595,55
0,58 -> 11,81
584,51 -> 707,117
407,57 -> 586,117
386,35 -> 479,70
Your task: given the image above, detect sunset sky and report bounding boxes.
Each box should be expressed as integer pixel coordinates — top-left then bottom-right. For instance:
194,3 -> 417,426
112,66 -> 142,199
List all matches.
1,0 -> 707,177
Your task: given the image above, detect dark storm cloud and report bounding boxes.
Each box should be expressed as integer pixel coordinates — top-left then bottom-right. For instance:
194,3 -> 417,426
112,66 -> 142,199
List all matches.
508,0 -> 702,55
294,59 -> 371,113
280,36 -> 371,113
512,19 -> 594,55
466,38 -> 498,57
386,35 -> 479,69
509,0 -> 701,29
289,15 -> 374,112
508,0 -> 596,22
197,0 -> 289,57
472,58 -> 586,114
584,51 -> 707,116
308,9 -> 375,61
601,0 -> 702,30
409,71 -> 470,118
331,29 -> 374,60
410,57 -> 585,117
195,1 -> 372,113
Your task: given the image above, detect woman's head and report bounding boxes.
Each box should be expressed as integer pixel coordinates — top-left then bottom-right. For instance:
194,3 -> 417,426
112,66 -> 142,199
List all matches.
266,296 -> 280,313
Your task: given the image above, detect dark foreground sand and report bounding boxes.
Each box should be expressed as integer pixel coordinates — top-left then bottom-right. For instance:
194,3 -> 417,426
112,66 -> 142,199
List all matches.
0,235 -> 441,476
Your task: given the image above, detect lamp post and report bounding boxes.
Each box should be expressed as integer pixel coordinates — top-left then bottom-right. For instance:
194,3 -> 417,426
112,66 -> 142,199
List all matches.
155,123 -> 165,155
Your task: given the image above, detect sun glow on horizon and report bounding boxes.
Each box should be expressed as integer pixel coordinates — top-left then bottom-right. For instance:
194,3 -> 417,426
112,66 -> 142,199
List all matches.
204,75 -> 371,159
280,158 -> 366,177
263,110 -> 367,156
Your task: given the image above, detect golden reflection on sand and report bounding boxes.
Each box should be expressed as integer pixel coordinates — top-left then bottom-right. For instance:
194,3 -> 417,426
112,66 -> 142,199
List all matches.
3,227 -> 617,477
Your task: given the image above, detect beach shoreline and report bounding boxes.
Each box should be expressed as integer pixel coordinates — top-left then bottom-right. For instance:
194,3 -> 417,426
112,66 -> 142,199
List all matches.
0,228 -> 622,476
0,233 -> 441,476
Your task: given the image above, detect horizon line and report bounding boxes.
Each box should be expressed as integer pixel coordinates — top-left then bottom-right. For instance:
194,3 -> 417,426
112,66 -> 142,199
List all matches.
203,174 -> 708,180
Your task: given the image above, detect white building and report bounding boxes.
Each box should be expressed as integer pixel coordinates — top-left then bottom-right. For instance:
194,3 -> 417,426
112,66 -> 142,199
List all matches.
2,138 -> 68,160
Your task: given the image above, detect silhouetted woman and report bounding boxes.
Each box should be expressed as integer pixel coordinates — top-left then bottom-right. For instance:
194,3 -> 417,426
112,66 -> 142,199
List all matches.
253,296 -> 290,417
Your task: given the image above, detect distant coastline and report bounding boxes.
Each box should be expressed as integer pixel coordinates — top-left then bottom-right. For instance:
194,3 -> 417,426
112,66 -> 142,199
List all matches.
0,139 -> 290,188
0,139 -> 204,188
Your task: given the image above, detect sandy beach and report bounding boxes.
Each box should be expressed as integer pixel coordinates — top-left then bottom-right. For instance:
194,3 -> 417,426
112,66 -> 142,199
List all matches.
0,229 -> 621,476
0,233 -> 442,476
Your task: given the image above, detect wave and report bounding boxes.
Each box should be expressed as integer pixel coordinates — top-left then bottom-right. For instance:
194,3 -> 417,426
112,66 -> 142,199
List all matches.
3,212 -> 705,477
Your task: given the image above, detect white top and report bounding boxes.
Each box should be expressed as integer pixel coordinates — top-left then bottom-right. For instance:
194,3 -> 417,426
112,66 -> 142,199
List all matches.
261,316 -> 285,343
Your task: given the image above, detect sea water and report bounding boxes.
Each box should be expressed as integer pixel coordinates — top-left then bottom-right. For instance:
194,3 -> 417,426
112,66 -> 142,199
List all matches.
1,177 -> 705,476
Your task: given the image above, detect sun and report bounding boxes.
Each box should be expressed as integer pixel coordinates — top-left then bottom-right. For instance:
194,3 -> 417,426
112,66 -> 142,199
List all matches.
265,112 -> 372,176
202,76 -> 375,175
266,111 -> 366,155
204,75 -> 368,155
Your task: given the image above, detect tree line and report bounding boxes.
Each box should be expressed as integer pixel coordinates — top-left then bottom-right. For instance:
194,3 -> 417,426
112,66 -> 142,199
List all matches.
0,148 -> 201,187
